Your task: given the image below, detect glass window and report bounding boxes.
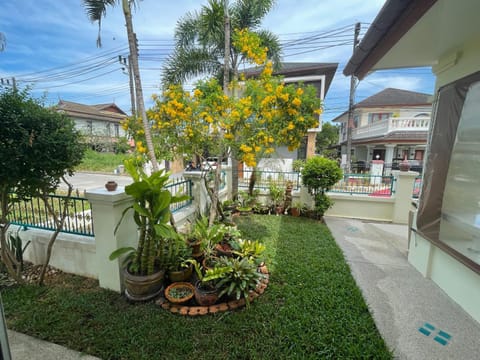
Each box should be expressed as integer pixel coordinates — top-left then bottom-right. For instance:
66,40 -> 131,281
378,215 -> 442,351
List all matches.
416,70 -> 480,273
439,81 -> 480,265
368,112 -> 392,123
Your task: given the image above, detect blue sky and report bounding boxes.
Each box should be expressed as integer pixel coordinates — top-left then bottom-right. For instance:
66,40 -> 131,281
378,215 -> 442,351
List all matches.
0,0 -> 435,122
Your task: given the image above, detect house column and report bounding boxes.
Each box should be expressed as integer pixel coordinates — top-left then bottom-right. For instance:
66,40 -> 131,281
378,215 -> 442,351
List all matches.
366,145 -> 374,162
306,131 -> 317,158
85,187 -> 136,292
385,144 -> 396,165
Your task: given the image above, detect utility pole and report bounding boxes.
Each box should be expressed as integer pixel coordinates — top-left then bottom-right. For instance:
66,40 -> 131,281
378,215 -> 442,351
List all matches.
119,55 -> 136,116
346,22 -> 361,173
223,0 -> 230,95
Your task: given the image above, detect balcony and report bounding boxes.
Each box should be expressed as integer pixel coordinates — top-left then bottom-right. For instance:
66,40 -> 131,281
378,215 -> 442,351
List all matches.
340,117 -> 430,142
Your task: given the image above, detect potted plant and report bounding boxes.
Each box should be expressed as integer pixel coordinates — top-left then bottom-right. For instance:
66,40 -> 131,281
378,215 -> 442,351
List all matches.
191,216 -> 227,269
109,161 -> 189,301
215,225 -> 242,257
164,282 -> 195,304
268,182 -> 285,215
233,239 -> 266,265
290,201 -> 303,217
165,234 -> 193,282
187,259 -> 231,306
215,257 -> 265,306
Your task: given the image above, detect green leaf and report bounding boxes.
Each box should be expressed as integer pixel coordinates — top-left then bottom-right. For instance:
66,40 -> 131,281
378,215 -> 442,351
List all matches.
109,247 -> 135,261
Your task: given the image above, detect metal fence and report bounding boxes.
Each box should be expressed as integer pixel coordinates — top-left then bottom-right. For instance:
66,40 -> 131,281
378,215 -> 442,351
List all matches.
8,194 -> 94,237
349,162 -> 423,176
238,169 -> 301,190
165,177 -> 193,213
329,174 -> 395,196
8,178 -> 193,237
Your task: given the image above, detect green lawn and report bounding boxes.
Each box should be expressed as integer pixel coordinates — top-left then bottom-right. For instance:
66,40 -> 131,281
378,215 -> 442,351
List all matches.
1,215 -> 391,359
76,149 -> 130,173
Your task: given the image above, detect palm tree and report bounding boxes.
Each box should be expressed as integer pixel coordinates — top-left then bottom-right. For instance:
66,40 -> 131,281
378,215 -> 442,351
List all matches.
83,0 -> 159,171
162,0 -> 281,88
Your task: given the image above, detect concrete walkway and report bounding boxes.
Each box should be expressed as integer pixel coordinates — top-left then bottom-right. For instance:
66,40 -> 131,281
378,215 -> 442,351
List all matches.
7,330 -> 100,360
324,216 -> 480,360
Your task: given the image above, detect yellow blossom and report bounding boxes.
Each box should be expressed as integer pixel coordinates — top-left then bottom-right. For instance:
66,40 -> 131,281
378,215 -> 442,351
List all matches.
292,98 -> 302,107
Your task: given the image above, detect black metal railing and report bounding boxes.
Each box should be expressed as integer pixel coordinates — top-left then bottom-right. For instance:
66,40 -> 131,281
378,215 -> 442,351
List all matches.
8,194 -> 94,236
165,178 -> 193,213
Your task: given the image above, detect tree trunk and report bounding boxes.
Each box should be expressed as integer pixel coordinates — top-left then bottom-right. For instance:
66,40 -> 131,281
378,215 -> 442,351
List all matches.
38,179 -> 73,286
122,0 -> 159,172
0,190 -> 23,283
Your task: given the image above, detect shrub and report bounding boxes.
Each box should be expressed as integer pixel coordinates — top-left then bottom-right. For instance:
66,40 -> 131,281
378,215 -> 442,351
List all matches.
301,157 -> 342,217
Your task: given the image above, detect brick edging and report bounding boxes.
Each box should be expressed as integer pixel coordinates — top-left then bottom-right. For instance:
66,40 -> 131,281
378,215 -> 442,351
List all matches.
156,265 -> 269,316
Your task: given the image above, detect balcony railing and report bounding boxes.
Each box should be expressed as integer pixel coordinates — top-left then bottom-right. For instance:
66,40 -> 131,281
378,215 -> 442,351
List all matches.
340,117 -> 430,142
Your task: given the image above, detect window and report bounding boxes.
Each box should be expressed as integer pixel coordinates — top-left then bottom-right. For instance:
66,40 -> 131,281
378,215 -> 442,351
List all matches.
114,124 -> 120,137
86,120 -> 93,135
414,150 -> 424,160
368,112 -> 392,123
353,115 -> 360,128
416,70 -> 480,273
106,123 -> 111,137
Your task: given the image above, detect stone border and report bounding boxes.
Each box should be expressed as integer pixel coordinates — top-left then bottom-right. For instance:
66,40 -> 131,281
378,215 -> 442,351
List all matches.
156,264 -> 269,316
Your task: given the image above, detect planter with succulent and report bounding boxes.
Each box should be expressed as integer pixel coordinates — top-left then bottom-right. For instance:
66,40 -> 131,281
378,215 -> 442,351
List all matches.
268,182 -> 285,215
164,282 -> 195,304
109,161 -> 189,301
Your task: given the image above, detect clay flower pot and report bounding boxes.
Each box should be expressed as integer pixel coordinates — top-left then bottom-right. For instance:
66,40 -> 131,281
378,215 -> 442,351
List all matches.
164,282 -> 195,304
105,180 -> 118,191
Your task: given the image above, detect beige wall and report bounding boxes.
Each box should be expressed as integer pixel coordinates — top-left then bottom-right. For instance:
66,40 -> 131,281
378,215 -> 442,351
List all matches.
326,193 -> 394,222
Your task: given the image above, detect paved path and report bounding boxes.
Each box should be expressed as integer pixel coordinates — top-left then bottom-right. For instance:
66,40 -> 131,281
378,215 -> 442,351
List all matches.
325,216 -> 480,360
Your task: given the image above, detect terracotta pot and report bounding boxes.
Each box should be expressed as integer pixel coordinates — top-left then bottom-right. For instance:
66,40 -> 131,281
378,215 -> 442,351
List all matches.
168,264 -> 193,282
275,206 -> 285,215
164,282 -> 195,304
290,207 -> 301,217
123,267 -> 165,301
105,180 -> 118,191
194,281 -> 220,306
188,239 -> 202,257
215,242 -> 233,257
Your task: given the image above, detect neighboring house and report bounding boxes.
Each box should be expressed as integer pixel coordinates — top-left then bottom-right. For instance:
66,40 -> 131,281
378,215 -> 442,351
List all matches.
57,100 -> 128,150
332,88 -> 432,171
344,0 -> 480,323
242,62 -> 338,171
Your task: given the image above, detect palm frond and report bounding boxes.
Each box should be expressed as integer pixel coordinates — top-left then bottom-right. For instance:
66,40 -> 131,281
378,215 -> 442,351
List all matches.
161,47 -> 222,88
82,0 -> 117,47
256,29 -> 282,69
175,11 -> 201,49
231,0 -> 275,30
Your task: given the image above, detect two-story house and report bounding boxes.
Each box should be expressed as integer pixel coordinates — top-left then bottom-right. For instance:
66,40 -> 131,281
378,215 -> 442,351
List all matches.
242,62 -> 338,172
332,88 -> 432,172
57,100 -> 128,151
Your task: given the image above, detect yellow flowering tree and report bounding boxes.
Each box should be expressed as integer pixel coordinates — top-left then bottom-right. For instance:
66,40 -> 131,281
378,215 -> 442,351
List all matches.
139,29 -> 322,222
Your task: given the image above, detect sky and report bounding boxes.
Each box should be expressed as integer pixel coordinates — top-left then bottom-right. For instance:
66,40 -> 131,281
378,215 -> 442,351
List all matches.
0,0 -> 436,122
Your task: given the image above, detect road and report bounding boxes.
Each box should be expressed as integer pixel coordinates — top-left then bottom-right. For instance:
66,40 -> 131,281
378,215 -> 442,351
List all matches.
63,172 -> 133,192
62,171 -> 186,193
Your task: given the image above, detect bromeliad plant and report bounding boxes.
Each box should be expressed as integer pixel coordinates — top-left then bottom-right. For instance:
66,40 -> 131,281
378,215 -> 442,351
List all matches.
110,161 -> 189,276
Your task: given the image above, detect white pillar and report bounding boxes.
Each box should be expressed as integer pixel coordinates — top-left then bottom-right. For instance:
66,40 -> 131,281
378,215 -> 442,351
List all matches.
85,187 -> 136,292
392,170 -> 419,224
385,144 -> 396,165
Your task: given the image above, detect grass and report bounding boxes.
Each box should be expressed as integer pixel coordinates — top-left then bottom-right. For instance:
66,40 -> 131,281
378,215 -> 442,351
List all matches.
1,215 -> 392,359
76,149 -> 130,173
